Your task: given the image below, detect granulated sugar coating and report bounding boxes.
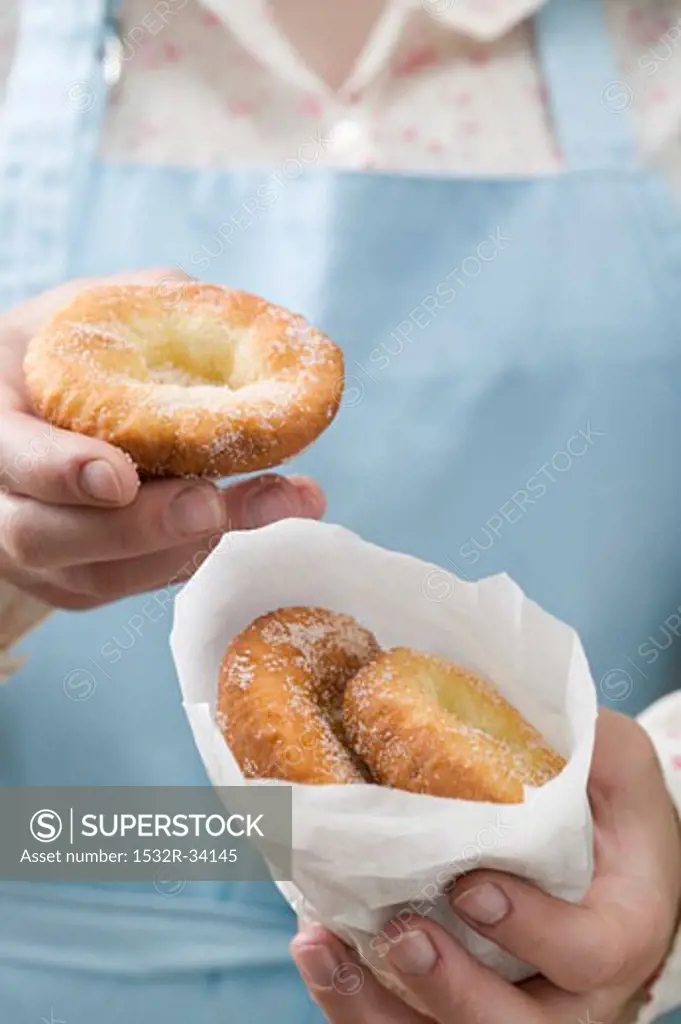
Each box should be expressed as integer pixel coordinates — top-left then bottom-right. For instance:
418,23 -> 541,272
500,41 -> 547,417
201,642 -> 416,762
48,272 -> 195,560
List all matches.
23,282 -> 345,478
215,607 -> 567,803
217,607 -> 380,785
343,647 -> 566,803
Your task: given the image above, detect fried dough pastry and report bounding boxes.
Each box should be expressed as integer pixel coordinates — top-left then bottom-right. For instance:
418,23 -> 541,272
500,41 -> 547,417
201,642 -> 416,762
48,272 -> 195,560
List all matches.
24,283 -> 343,476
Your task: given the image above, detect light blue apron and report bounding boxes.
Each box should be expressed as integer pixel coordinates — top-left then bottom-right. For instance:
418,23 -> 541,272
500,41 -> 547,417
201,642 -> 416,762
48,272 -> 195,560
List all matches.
1,0 -> 681,1021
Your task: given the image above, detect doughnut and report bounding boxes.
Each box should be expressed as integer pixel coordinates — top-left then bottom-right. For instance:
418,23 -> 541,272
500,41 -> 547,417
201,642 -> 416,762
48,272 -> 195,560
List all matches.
217,607 -> 380,784
343,647 -> 565,803
23,283 -> 344,477
217,606 -> 565,800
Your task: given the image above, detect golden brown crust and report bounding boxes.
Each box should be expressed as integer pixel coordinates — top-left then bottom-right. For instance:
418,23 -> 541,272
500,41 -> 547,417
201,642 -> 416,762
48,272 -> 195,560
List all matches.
23,283 -> 344,477
343,647 -> 565,803
217,607 -> 381,784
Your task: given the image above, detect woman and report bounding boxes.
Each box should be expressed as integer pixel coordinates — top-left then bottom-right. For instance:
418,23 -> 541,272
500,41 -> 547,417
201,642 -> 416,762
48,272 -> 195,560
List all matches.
1,1 -> 681,1022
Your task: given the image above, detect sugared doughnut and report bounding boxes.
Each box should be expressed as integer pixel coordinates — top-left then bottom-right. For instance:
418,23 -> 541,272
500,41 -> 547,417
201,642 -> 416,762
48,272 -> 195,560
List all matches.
217,607 -> 380,784
343,647 -> 565,803
24,283 -> 344,477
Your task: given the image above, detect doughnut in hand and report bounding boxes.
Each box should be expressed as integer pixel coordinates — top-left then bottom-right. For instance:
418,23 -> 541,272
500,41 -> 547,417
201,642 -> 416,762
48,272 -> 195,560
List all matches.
24,283 -> 344,477
217,607 -> 380,784
343,647 -> 565,803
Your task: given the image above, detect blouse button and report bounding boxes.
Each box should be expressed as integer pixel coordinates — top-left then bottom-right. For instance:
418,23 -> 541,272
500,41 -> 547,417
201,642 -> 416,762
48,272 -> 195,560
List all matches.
326,119 -> 369,161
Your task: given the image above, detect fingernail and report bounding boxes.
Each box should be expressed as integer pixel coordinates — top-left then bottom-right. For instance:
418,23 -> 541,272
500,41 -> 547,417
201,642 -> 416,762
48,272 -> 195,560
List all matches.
168,485 -> 225,536
79,460 -> 123,503
388,931 -> 437,976
242,478 -> 304,528
453,883 -> 510,925
288,475 -> 326,518
294,941 -> 339,990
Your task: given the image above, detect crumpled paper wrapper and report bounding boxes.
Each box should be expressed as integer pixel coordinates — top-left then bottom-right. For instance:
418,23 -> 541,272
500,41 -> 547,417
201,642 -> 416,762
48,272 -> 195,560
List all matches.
170,518 -> 598,1000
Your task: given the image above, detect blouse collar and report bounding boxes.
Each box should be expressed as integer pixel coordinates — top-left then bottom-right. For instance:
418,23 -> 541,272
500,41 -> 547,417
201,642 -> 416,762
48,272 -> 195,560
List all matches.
201,0 -> 546,99
415,0 -> 545,41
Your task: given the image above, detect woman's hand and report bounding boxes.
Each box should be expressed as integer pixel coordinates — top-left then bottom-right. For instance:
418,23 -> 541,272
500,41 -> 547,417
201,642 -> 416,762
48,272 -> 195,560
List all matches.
291,709 -> 681,1023
0,268 -> 325,609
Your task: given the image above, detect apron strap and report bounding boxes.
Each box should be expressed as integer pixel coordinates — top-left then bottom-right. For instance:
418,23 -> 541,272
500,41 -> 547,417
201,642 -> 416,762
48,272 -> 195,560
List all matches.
0,0 -> 638,309
535,0 -> 638,172
0,0 -> 112,305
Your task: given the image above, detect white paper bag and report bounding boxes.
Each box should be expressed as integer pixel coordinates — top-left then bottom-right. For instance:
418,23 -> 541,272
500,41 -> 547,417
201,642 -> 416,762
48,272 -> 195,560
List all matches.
170,518 -> 597,991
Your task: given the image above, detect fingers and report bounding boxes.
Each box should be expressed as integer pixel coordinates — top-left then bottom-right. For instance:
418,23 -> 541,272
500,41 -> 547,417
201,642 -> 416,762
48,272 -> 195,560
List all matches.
0,266 -> 195,505
381,917 -> 540,1024
451,870 -> 621,992
0,410 -> 140,506
523,975 -> 641,1024
51,476 -> 324,604
293,715 -> 673,1024
587,708 -> 672,840
292,923 -> 636,1024
291,926 -> 421,1024
0,473 -> 324,577
40,537 -> 221,610
450,709 -> 680,993
0,266 -> 328,613
0,478 -> 219,570
292,920 -> 542,1024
